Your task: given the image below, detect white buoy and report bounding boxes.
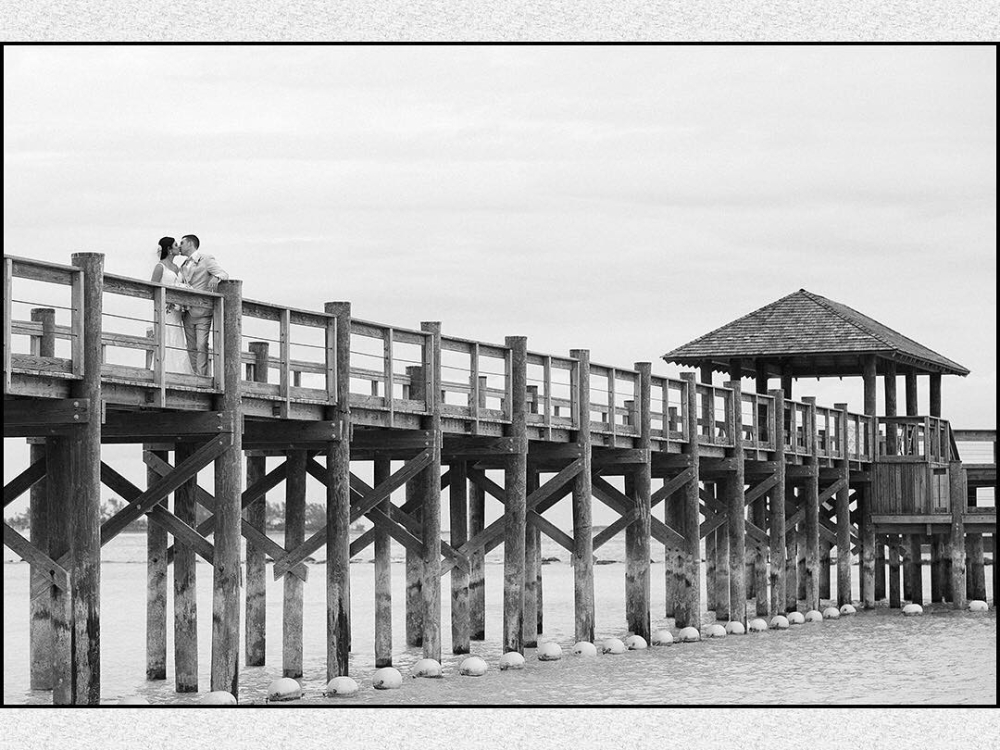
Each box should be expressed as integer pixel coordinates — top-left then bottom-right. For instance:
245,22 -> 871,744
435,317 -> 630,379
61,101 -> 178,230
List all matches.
651,629 -> 673,645
624,635 -> 648,650
703,623 -> 727,639
202,691 -> 237,705
459,656 -> 489,676
499,652 -> 525,670
902,603 -> 923,616
572,641 -> 598,656
804,610 -> 823,623
969,600 -> 988,612
840,603 -> 857,615
602,637 -> 626,654
770,615 -> 790,630
324,676 -> 359,697
411,658 -> 443,678
372,667 -> 403,689
787,611 -> 805,625
724,621 -> 746,635
678,626 -> 701,642
823,607 -> 840,620
537,642 -> 563,661
748,618 -> 768,633
266,677 -> 302,702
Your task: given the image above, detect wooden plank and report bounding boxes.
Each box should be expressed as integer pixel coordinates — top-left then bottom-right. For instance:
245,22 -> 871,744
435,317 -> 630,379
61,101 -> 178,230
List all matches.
242,419 -> 340,446
528,510 -> 575,553
592,448 -> 650,466
101,410 -> 229,441
442,436 -> 517,458
593,508 -> 637,550
3,523 -> 70,591
744,474 -> 778,507
650,468 -> 694,507
3,398 -> 90,434
148,505 -> 214,564
4,456 -> 47,508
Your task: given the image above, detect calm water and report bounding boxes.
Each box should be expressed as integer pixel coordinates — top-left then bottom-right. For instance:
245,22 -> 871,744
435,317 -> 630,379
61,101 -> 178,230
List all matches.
3,532 -> 995,705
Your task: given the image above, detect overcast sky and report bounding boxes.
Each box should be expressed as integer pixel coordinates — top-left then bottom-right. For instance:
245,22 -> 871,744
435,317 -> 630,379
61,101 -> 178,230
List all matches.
3,45 -> 996,513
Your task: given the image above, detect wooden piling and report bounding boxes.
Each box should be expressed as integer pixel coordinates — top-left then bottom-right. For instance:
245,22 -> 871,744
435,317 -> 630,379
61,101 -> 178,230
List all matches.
819,542 -> 832,601
801,397 -> 820,612
326,301 -> 353,677
469,478 -> 485,641
704,524 -> 717,612
786,487 -> 799,612
523,470 -> 540,648
875,534 -> 888,602
420,322 -> 443,661
930,533 -> 944,602
676,372 -> 702,629
834,403 -> 852,607
625,362 -> 652,641
29,437 -> 54,690
715,521 -> 730,620
967,534 -> 986,601
884,361 -> 898,455
405,365 -> 425,647
469,375 -> 487,641
374,456 -> 393,667
244,341 -> 269,668
28,310 -> 56,690
888,535 -> 902,608
902,535 -> 914,601
861,486 -> 876,608
173,441 -> 198,692
796,526 -> 807,602
571,349 -> 595,642
283,450 -> 307,678
947,462 -> 967,610
145,448 -> 168,682
450,460 -> 471,654
769,389 -> 787,615
67,253 -> 104,704
929,374 -> 942,417
911,535 -> 924,606
48,436 -> 73,704
725,380 -> 747,626
210,279 -> 243,696
503,336 -> 528,655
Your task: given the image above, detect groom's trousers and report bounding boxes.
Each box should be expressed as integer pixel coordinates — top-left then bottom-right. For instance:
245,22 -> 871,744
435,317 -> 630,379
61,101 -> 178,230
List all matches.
183,312 -> 212,376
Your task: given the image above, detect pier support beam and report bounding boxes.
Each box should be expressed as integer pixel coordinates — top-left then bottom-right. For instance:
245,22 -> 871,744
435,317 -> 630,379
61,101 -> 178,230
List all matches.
948,462 -> 967,610
834,404 -> 852,607
450,460 -> 470,655
769,389 -> 787,616
726,380 -> 747,626
29,438 -> 54,690
676,372 -> 702,629
62,253 -> 105,704
145,447 -> 168,682
48,436 -> 73,704
326,301 -> 353,677
405,367 -> 425,647
420,322 -> 443,662
910,534 -> 924,606
888,535 -> 902,608
283,450 -> 307,678
374,457 -> 393,667
785,487 -> 799,612
173,442 -> 198,692
244,342 -> 270,668
523,470 -> 540,648
211,279 -> 243,696
967,534 -> 986,602
802,397 -> 820,612
28,310 -> 56,691
625,362 -> 652,641
930,533 -> 944,602
571,349 -> 595,642
875,536 -> 887,602
469,478 -> 485,640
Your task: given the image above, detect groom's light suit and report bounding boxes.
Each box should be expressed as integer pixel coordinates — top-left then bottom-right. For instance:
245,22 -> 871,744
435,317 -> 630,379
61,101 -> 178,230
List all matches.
181,250 -> 229,376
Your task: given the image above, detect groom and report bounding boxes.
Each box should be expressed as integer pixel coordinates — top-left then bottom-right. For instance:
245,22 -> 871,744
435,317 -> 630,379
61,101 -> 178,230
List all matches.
178,234 -> 229,376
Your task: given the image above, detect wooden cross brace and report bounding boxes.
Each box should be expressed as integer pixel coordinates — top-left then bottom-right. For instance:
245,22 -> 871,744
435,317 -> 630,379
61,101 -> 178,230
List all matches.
591,475 -> 684,547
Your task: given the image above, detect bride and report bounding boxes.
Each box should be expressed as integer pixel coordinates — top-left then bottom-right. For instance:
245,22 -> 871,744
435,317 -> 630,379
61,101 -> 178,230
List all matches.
151,236 -> 195,375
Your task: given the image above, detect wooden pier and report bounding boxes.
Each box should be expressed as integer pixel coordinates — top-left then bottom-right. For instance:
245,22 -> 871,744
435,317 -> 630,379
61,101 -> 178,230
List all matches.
4,256 -> 995,704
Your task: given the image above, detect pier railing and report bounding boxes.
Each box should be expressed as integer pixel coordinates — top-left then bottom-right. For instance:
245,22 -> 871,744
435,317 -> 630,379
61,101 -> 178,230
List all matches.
2,254 -> 882,460
876,416 -> 953,463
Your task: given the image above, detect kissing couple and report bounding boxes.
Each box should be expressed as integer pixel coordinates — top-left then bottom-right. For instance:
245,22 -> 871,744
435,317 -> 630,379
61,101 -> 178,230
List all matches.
151,234 -> 229,376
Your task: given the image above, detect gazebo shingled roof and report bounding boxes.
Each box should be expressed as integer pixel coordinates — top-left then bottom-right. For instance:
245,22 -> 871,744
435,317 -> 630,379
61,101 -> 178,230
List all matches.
662,289 -> 970,379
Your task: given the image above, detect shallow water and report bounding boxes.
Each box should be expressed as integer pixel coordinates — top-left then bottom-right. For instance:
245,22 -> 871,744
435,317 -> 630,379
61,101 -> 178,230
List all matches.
3,532 -> 995,705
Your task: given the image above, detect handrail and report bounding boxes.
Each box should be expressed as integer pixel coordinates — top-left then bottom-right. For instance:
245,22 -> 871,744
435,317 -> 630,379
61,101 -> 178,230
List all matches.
877,415 -> 952,462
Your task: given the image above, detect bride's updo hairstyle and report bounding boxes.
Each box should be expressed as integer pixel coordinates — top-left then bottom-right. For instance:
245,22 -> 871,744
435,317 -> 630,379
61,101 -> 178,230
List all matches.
158,237 -> 176,260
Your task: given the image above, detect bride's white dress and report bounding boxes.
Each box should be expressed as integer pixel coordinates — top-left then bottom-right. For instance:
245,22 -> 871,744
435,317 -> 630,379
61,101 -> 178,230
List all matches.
157,263 -> 195,375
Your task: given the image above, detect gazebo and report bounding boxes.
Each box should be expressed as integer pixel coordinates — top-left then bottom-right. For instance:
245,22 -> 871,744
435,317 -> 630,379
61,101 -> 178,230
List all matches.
662,288 -> 969,420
